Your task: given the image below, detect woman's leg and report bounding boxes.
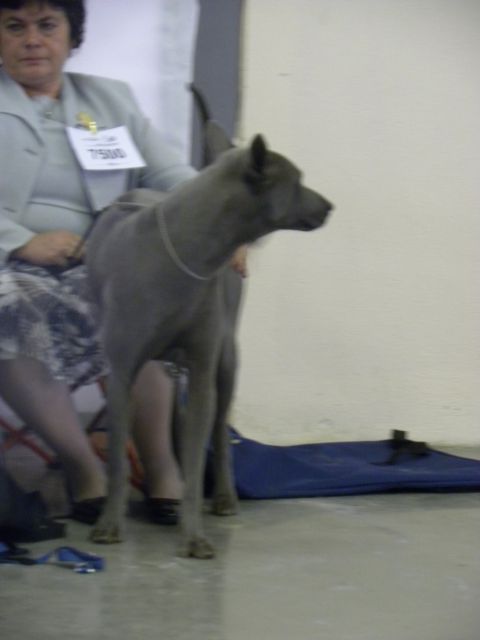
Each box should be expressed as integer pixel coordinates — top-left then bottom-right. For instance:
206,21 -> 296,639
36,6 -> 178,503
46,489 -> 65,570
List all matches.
0,356 -> 106,502
131,361 -> 183,500
0,358 -> 182,506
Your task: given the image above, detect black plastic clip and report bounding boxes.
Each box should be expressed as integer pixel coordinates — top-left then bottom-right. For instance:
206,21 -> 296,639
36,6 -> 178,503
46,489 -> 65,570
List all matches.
377,430 -> 429,465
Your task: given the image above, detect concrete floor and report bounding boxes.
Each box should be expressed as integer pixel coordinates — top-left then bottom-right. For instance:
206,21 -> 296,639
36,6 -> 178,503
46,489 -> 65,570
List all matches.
1,443 -> 480,640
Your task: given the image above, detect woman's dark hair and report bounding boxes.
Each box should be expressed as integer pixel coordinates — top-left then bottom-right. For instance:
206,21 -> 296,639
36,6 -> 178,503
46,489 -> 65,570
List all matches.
0,0 -> 86,48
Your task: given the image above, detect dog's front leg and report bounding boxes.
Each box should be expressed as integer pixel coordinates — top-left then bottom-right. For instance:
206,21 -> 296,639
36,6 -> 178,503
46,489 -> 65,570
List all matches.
177,359 -> 217,559
90,372 -> 132,544
211,334 -> 239,516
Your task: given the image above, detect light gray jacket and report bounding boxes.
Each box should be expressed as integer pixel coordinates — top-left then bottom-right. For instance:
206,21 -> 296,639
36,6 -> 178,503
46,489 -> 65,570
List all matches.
0,69 -> 196,262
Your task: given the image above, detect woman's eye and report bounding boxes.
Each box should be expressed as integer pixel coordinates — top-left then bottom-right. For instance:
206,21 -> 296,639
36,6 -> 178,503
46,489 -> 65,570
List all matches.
39,20 -> 58,33
5,22 -> 24,33
2,19 -> 58,34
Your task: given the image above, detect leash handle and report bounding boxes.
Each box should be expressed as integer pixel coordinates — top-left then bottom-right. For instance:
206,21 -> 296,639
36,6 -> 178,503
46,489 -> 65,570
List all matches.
67,209 -> 103,265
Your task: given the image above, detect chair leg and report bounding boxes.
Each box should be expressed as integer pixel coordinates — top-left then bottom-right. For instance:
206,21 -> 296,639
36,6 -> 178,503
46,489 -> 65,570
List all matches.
0,414 -> 56,465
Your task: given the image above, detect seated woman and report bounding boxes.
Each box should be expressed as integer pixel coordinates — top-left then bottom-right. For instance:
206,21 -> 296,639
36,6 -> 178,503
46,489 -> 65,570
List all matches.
0,0 -> 246,525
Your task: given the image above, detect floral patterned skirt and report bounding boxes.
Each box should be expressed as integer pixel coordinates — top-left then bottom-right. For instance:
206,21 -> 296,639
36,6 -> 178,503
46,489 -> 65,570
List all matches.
0,259 -> 107,387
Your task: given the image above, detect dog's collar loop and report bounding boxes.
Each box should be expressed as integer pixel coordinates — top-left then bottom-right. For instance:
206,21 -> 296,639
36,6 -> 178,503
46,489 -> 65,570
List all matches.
158,210 -> 211,281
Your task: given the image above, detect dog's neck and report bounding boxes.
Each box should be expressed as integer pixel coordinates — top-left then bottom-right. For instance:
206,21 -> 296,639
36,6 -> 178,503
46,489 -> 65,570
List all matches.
156,208 -> 212,281
157,162 -> 267,280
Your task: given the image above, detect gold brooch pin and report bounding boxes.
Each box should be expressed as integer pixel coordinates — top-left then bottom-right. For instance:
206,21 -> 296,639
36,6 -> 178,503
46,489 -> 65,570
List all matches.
77,112 -> 97,134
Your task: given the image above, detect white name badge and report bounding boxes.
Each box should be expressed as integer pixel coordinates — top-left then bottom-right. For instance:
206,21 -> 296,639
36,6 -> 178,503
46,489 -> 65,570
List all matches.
66,125 -> 146,171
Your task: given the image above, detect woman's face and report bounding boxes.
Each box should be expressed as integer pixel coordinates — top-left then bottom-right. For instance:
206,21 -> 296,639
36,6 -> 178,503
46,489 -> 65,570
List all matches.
0,2 -> 72,97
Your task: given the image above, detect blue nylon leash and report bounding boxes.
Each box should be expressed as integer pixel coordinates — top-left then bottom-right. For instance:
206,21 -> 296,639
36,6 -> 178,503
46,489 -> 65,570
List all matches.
35,545 -> 105,573
0,543 -> 105,573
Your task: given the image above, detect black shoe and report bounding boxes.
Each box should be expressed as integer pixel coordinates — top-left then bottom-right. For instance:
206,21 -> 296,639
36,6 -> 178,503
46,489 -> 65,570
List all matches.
0,517 -> 66,544
145,498 -> 180,525
70,497 -> 106,525
0,490 -> 66,543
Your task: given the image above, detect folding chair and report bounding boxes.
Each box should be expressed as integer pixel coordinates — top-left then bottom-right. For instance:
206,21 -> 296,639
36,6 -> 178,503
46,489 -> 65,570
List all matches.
0,412 -> 57,466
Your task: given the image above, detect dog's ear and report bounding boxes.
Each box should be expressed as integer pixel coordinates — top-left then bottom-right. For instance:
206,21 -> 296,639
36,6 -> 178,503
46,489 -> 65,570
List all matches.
245,135 -> 268,192
251,135 -> 268,172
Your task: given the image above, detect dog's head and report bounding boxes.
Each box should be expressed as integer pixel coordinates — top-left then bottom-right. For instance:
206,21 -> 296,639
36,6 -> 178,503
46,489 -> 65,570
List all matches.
238,135 -> 333,234
191,85 -> 333,237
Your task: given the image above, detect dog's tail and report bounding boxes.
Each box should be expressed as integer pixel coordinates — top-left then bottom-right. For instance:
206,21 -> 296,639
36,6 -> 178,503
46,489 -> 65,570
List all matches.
189,83 -> 234,167
189,83 -> 212,126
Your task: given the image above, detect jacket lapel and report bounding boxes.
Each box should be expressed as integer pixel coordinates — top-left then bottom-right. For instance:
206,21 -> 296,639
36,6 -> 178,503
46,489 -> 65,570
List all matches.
0,68 -> 43,144
61,73 -> 129,211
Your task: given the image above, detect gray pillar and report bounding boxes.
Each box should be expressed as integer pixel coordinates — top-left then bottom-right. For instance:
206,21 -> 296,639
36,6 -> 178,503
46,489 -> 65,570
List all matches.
191,0 -> 244,167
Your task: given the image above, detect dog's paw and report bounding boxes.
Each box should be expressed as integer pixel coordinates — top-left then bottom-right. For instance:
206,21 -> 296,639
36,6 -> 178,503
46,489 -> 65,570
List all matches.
177,536 -> 215,559
90,521 -> 123,544
211,493 -> 238,516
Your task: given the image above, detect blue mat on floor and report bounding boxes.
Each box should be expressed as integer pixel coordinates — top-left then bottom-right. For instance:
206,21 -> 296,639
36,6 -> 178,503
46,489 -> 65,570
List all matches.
219,429 -> 480,499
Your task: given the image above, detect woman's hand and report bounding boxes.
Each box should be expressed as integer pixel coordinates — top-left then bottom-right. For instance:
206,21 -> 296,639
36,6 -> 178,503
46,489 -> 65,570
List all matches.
11,231 -> 85,267
230,245 -> 248,278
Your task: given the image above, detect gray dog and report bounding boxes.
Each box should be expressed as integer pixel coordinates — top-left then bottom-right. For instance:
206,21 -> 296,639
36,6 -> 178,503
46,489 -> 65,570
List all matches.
86,131 -> 333,558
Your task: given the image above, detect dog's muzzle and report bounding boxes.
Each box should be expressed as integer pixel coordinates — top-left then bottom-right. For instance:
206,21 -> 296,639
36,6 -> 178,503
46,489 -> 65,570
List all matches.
296,197 -> 334,231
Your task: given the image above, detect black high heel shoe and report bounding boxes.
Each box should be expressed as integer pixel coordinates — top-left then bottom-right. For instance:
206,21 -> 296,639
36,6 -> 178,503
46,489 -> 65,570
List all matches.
144,497 -> 180,525
69,497 -> 106,525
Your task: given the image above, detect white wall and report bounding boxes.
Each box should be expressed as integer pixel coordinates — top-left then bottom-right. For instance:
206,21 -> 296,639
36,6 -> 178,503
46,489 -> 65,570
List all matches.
234,0 -> 480,445
66,0 -> 199,160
